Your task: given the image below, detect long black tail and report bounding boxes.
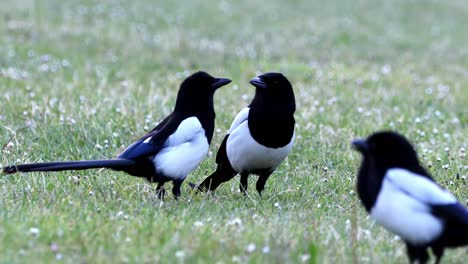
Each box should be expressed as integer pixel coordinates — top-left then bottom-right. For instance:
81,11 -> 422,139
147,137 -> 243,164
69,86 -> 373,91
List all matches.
2,159 -> 135,174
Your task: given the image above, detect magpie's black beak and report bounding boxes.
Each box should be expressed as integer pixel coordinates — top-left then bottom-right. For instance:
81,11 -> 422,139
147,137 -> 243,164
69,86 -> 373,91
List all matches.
352,138 -> 368,153
249,77 -> 267,89
211,78 -> 231,89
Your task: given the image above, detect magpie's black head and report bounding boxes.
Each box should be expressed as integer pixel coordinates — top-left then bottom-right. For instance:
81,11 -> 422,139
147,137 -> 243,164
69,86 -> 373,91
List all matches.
352,131 -> 422,171
175,71 -> 231,113
249,72 -> 296,113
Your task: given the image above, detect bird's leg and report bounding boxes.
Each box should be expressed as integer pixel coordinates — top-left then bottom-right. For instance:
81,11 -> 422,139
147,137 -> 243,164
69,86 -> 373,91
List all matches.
406,243 -> 429,264
156,182 -> 166,200
406,243 -> 417,263
431,246 -> 444,264
256,172 -> 272,196
239,173 -> 249,194
172,180 -> 183,200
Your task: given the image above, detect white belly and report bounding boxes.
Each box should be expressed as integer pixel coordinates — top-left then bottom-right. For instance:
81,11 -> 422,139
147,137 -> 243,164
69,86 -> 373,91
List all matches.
226,121 -> 294,173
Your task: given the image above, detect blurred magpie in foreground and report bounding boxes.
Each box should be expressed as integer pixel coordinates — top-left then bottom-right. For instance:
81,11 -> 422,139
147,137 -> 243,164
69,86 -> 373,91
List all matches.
352,131 -> 468,264
2,71 -> 231,199
191,72 -> 295,195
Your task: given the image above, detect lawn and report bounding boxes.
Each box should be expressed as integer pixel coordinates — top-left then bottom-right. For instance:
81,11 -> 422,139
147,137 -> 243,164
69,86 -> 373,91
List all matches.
0,0 -> 467,263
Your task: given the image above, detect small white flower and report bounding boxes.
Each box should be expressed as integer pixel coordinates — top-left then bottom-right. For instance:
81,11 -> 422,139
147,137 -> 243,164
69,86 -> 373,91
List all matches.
262,246 -> 270,253
40,54 -> 50,62
39,64 -> 49,72
345,219 -> 351,232
246,243 -> 256,253
61,59 -> 71,67
226,218 -> 242,226
29,227 -> 40,236
175,250 -> 185,258
381,64 -> 392,75
50,243 -> 59,252
116,211 -> 128,219
273,202 -> 282,209
121,80 -> 129,87
300,254 -> 311,262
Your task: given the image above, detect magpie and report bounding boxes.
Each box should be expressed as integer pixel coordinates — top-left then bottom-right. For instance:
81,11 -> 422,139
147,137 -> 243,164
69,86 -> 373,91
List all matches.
192,72 -> 295,195
352,131 -> 468,264
2,71 -> 231,199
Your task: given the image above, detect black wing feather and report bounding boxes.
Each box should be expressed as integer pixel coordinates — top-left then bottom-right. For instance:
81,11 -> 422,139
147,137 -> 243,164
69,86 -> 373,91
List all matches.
431,202 -> 468,224
118,112 -> 184,160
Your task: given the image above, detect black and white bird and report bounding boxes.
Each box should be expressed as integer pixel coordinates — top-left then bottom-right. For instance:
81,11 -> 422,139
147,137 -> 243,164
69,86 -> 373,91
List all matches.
352,131 -> 468,264
192,72 -> 295,195
2,71 -> 231,199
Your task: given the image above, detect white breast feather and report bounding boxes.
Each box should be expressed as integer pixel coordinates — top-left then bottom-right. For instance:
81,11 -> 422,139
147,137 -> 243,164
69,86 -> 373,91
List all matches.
226,120 -> 294,173
153,117 -> 209,180
228,107 -> 250,134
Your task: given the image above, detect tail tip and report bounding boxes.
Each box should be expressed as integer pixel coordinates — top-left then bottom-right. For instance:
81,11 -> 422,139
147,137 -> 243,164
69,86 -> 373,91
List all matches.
2,166 -> 18,174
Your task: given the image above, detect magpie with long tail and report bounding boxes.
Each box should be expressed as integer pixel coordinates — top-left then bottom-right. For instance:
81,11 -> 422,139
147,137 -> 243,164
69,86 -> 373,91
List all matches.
352,131 -> 468,264
191,72 -> 295,195
2,71 -> 231,199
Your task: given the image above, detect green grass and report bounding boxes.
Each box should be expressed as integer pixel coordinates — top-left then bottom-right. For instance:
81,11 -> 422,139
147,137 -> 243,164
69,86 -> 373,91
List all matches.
1,0 -> 467,263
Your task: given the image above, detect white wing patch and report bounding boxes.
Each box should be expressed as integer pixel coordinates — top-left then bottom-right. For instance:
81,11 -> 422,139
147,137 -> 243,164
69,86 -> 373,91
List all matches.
153,117 -> 209,180
370,168 -> 456,245
226,120 -> 294,173
386,168 -> 456,205
227,107 -> 250,134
